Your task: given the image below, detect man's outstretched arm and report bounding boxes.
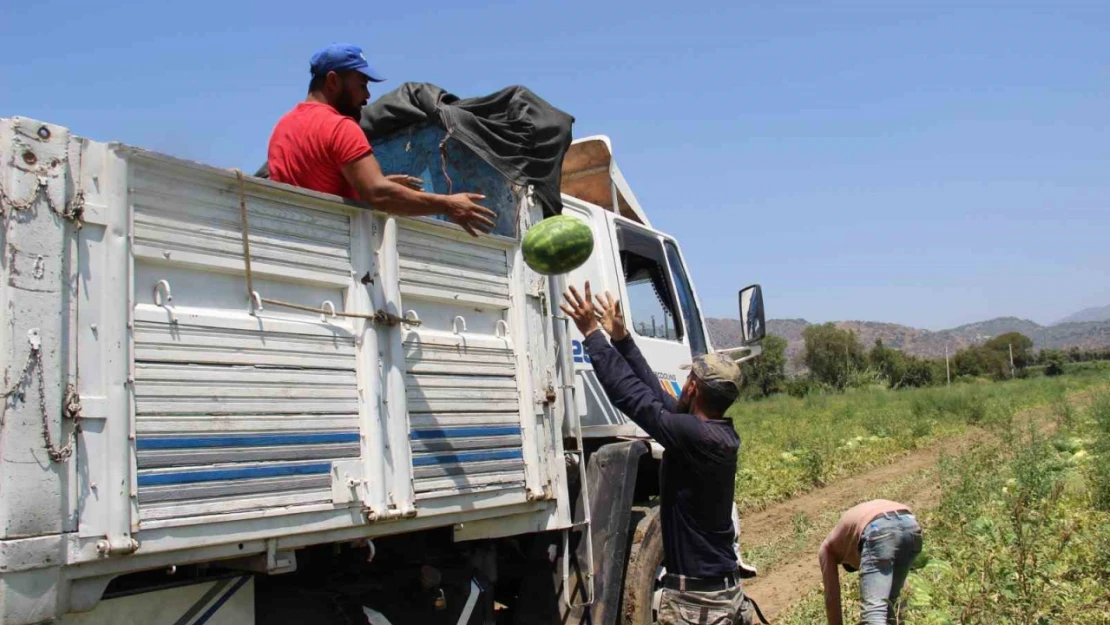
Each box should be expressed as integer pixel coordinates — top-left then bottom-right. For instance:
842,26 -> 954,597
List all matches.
582,332 -> 689,448
818,538 -> 844,625
563,283 -> 696,450
593,289 -> 677,411
343,153 -> 496,236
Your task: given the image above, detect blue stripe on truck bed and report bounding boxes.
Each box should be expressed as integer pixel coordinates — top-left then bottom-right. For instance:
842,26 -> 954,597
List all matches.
411,449 -> 523,466
409,426 -> 521,439
137,462 -> 333,486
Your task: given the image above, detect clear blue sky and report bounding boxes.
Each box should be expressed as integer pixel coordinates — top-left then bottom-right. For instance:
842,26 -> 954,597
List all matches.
3,1 -> 1107,330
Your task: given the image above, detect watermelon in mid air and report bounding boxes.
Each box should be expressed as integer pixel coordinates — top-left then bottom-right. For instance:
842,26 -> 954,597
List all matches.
522,215 -> 594,275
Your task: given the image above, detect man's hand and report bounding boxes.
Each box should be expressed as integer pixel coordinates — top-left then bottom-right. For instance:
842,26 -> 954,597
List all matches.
386,174 -> 424,191
594,290 -> 628,341
445,193 -> 497,237
561,282 -> 601,338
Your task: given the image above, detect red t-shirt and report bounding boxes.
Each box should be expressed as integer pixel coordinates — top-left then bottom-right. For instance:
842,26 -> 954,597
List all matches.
267,102 -> 372,200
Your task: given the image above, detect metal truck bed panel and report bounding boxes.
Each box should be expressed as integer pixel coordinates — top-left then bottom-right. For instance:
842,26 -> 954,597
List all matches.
0,118 -> 572,617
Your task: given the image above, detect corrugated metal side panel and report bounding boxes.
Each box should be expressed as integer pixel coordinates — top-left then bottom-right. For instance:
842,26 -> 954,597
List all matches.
133,334 -> 361,523
397,226 -> 512,308
397,222 -> 527,500
406,347 -> 527,499
133,319 -> 355,370
130,165 -> 352,285
130,160 -> 361,526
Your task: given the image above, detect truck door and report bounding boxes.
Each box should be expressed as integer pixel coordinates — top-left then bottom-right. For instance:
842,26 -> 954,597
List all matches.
662,238 -> 709,355
610,222 -> 697,405
560,208 -> 711,437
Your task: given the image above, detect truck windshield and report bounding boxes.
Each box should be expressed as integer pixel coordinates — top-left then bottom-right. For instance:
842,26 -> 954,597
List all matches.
664,241 -> 708,356
617,226 -> 682,342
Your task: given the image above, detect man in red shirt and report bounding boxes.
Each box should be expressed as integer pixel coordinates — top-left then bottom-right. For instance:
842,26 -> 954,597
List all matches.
268,43 -> 496,236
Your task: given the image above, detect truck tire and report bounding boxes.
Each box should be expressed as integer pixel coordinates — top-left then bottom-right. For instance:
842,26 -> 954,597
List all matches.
621,505 -> 664,625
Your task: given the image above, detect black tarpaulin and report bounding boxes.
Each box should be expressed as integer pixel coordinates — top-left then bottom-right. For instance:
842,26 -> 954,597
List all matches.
360,82 -> 574,216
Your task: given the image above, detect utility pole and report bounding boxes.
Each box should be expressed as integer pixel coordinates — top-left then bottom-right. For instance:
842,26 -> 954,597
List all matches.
1009,343 -> 1015,379
945,342 -> 951,386
844,342 -> 850,387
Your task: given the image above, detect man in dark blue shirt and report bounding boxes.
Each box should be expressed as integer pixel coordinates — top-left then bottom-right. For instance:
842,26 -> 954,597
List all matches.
562,283 -> 754,625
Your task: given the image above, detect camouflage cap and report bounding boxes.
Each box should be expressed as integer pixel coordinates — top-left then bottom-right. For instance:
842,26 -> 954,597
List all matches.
680,352 -> 742,398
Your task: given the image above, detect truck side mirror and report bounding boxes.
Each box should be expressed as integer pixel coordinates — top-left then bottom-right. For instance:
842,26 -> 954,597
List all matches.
738,284 -> 765,345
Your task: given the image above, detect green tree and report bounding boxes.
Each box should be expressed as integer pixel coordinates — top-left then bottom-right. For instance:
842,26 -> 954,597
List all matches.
983,332 -> 1035,370
900,356 -> 936,388
802,323 -> 865,389
741,334 -> 788,397
953,333 -> 1034,381
1041,349 -> 1066,376
868,339 -> 905,388
953,345 -> 1009,380
868,339 -> 938,389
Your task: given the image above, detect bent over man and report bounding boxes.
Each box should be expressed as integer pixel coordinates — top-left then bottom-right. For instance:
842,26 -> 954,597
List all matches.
819,499 -> 923,625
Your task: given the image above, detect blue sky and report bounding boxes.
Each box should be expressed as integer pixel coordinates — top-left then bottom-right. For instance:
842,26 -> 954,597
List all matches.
3,1 -> 1107,329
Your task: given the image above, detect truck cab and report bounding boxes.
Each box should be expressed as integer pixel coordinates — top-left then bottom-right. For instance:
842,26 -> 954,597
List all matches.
561,136 -> 713,436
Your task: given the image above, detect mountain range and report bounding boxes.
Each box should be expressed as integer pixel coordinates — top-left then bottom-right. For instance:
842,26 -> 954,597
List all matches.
1056,304 -> 1110,325
707,305 -> 1110,368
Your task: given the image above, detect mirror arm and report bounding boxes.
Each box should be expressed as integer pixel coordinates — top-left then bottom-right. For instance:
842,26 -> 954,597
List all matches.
716,344 -> 762,364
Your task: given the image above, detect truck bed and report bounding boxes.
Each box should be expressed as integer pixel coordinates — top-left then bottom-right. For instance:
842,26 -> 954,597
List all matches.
0,117 -> 572,623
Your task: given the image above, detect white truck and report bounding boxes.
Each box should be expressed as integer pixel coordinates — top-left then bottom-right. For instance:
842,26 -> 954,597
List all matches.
0,114 -> 764,625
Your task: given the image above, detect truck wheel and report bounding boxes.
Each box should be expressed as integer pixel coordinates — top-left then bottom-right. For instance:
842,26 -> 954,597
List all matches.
621,506 -> 665,625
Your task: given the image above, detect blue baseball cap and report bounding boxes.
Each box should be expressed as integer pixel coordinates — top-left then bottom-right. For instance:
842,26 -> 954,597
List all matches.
310,43 -> 386,83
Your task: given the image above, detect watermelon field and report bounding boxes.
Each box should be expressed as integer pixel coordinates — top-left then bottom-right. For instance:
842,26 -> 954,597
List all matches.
727,365 -> 1110,623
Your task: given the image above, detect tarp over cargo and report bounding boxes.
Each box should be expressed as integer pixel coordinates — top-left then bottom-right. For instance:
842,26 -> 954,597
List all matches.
361,82 -> 574,216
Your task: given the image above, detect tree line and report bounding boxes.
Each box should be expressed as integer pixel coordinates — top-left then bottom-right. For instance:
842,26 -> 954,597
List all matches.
739,323 -> 1110,399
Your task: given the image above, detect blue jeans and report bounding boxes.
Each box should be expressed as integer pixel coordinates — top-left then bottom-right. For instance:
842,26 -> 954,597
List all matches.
859,512 -> 922,624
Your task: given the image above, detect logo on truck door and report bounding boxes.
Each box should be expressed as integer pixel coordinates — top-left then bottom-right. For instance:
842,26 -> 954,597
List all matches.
571,340 -> 592,364
659,378 -> 683,398
572,340 -> 682,398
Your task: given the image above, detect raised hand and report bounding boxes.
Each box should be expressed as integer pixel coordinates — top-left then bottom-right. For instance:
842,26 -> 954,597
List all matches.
560,281 -> 600,338
594,289 -> 628,341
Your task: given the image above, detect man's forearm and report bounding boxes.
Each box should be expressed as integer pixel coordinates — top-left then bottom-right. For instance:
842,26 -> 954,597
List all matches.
824,583 -> 842,625
344,154 -> 458,218
819,547 -> 843,625
582,332 -> 668,438
611,336 -> 676,411
357,180 -> 452,217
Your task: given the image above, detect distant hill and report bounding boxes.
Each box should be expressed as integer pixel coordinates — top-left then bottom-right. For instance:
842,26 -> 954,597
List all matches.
706,315 -> 1110,371
1056,304 -> 1110,325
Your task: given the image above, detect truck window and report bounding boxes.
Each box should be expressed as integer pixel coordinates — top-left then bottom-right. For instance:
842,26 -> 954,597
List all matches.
617,226 -> 682,342
664,241 -> 708,356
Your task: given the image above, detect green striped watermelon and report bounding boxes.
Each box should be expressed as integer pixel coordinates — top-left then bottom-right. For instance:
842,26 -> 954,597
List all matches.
522,215 -> 594,275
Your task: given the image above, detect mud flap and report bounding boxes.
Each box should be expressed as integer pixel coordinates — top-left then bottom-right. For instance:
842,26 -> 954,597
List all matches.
566,440 -> 650,625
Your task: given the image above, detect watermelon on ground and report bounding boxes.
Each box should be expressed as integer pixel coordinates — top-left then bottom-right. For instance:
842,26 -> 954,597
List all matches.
522,215 -> 594,275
